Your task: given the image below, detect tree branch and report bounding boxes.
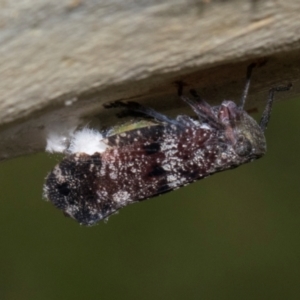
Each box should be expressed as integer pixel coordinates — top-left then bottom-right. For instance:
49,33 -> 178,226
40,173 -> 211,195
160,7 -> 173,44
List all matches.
0,0 -> 299,160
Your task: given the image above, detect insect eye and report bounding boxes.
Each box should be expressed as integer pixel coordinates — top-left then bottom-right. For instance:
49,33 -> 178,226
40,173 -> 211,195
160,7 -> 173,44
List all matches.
234,136 -> 252,157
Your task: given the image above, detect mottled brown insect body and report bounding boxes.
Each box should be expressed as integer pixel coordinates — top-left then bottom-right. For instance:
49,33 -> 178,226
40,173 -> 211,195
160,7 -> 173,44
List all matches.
44,65 -> 291,225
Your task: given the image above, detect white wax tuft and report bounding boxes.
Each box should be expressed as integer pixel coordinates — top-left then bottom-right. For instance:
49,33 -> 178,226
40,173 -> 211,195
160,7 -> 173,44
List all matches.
46,133 -> 69,153
68,128 -> 108,155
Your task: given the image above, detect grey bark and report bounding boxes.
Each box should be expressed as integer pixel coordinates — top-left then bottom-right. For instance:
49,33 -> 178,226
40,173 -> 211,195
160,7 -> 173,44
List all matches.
0,0 -> 299,160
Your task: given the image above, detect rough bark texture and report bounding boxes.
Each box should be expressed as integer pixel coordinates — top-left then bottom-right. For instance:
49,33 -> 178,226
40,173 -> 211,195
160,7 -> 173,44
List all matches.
0,0 -> 299,160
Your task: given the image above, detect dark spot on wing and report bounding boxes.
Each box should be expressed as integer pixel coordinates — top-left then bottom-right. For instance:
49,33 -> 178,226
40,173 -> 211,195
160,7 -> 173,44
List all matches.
148,165 -> 166,177
143,142 -> 161,155
57,182 -> 70,196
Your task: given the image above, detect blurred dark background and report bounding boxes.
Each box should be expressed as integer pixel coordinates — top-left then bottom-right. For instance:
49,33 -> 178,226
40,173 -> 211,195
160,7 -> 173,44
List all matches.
0,96 -> 299,300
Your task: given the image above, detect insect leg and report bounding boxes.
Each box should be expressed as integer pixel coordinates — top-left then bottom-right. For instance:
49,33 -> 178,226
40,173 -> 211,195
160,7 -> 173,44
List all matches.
175,81 -> 222,128
239,63 -> 256,109
104,101 -> 180,126
175,81 -> 209,116
259,83 -> 292,131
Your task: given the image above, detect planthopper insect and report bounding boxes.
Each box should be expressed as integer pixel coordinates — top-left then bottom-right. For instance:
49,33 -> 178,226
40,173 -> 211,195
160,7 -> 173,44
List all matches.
43,64 -> 291,225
